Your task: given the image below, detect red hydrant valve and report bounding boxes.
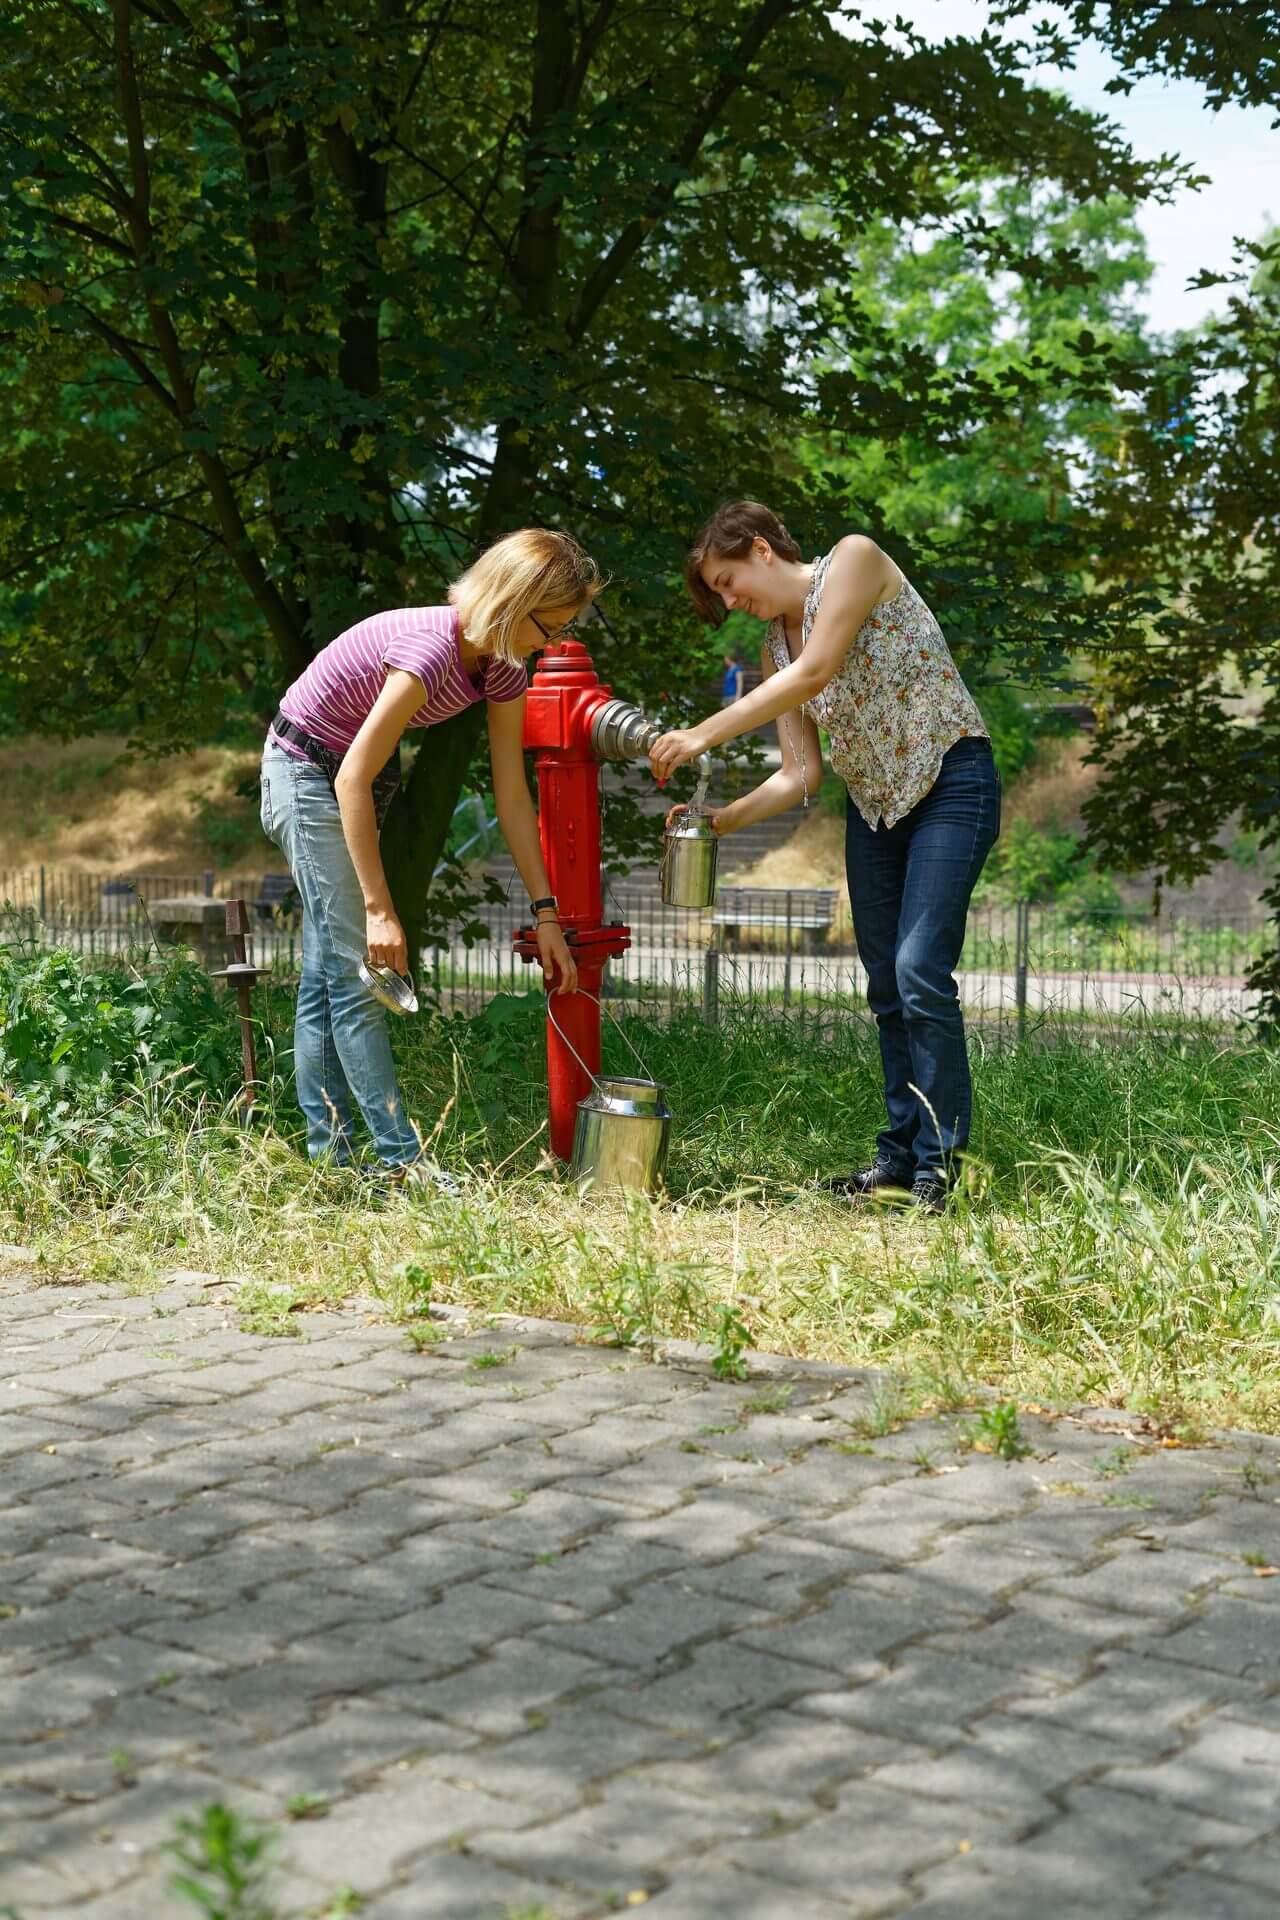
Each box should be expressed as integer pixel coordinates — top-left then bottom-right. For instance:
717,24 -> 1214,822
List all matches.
512,640 -> 655,1162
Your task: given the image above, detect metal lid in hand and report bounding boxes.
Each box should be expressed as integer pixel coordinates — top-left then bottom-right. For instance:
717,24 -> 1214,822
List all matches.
358,958 -> 419,1017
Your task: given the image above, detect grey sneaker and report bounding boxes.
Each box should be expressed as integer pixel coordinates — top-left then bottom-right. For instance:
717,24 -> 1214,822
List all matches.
386,1160 -> 463,1200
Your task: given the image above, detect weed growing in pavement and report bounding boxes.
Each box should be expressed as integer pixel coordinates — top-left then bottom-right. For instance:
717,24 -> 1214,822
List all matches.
710,1302 -> 752,1381
6,948 -> 1280,1430
968,1403 -> 1033,1461
742,1384 -> 794,1417
167,1802 -> 276,1919
1095,1446 -> 1136,1478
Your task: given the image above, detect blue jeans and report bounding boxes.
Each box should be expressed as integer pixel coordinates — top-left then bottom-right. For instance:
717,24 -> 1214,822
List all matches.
259,743 -> 419,1167
844,736 -> 1001,1178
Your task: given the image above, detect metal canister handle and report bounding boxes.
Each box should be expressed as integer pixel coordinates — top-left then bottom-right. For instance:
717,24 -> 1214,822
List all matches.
545,988 -> 656,1094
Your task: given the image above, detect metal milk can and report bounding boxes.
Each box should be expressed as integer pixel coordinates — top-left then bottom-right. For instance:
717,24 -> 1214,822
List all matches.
661,810 -> 719,908
548,993 -> 672,1195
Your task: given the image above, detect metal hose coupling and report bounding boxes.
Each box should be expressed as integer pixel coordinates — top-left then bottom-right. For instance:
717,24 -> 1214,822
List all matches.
589,698 -> 663,762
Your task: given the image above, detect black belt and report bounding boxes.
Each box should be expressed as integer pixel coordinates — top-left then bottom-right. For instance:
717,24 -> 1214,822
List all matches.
270,710 -> 402,823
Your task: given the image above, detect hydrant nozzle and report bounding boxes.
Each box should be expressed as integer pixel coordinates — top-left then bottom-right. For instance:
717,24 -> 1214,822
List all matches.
589,698 -> 663,764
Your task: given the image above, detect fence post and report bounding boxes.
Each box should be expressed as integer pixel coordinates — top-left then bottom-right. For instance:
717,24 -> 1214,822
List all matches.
702,946 -> 720,1028
203,869 -> 214,898
39,864 -> 46,920
1015,898 -> 1029,1044
783,888 -> 793,1011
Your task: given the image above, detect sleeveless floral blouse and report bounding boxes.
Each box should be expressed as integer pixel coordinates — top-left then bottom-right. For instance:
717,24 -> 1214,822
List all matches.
767,548 -> 988,830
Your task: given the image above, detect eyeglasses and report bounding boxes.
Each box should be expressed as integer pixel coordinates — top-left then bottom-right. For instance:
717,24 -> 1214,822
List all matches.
529,611 -> 578,644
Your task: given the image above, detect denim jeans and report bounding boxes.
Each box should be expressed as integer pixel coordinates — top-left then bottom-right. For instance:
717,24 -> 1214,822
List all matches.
259,742 -> 419,1167
844,736 -> 1001,1178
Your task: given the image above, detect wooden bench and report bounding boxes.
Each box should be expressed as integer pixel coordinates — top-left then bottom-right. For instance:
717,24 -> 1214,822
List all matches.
254,872 -> 301,923
713,886 -> 837,954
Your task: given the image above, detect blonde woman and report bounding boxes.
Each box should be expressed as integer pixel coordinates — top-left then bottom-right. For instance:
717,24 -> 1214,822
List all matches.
260,528 -> 593,1184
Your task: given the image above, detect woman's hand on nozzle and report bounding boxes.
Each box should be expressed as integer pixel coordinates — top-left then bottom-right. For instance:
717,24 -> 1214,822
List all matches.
649,726 -> 707,785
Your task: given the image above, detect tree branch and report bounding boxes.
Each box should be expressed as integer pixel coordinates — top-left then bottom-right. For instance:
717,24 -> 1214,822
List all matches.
567,0 -> 801,344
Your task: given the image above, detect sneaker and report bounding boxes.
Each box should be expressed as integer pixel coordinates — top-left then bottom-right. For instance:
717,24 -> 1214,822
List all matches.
385,1160 -> 464,1200
823,1155 -> 914,1200
908,1175 -> 947,1215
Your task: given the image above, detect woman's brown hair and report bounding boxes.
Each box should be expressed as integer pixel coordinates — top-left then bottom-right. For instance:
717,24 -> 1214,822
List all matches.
683,501 -> 803,627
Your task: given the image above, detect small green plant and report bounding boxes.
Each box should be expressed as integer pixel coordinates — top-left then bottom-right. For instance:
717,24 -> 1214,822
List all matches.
108,1747 -> 137,1785
153,1670 -> 179,1689
743,1384 -> 793,1417
395,1260 -> 434,1316
237,1282 -> 303,1340
1242,1550 -> 1272,1568
311,1892 -> 362,1918
1241,1455 -> 1272,1497
709,1302 -> 751,1381
1102,1492 -> 1155,1509
467,1345 -> 518,1372
969,1403 -> 1032,1461
847,1377 -> 914,1439
1095,1445 -> 1135,1479
403,1320 -> 445,1353
285,1792 -> 329,1821
167,1801 -> 277,1920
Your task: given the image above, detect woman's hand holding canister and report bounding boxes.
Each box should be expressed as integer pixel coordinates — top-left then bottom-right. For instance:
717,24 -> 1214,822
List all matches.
665,801 -> 729,836
366,906 -> 409,975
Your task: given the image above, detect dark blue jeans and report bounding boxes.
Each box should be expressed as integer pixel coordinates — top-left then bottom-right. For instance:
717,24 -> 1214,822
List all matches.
845,736 -> 1001,1179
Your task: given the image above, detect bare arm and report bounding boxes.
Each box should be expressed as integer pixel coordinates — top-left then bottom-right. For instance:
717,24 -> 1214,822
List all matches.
677,644 -> 823,837
487,697 -> 578,994
334,670 -> 427,972
651,535 -> 897,781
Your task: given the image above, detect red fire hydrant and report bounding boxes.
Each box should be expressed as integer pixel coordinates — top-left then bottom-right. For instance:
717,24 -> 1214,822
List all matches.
513,639 -> 660,1161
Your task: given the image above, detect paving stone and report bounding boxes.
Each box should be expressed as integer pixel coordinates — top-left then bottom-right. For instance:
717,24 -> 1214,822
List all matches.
783,1484 -> 1004,1560
627,1857 -> 859,1918
467,1778 -> 775,1893
723,1779 -> 1007,1910
1139,1595 -> 1279,1686
1152,1868 -> 1280,1918
1193,1836 -> 1280,1898
794,1647 -> 1046,1740
280,1764 -> 518,1888
902,1856 -> 1152,1919
922,1586 -> 1151,1681
382,1637 -> 609,1737
869,1711 -> 1123,1818
1005,1645 -> 1257,1750
360,1848 -> 592,1918
956,1782 -> 1258,1901
679,1531 -> 887,1612
1103,1716 -> 1280,1823
534,1575 -> 765,1668
595,1637 -> 827,1733
1040,1539 -> 1236,1616
421,1704 -> 694,1816
631,1708 -> 909,1816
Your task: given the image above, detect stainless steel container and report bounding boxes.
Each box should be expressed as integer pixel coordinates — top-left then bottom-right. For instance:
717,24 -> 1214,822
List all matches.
548,993 -> 673,1196
661,810 -> 719,908
570,1073 -> 672,1196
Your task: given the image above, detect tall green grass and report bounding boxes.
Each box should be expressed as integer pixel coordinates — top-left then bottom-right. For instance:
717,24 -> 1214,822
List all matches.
2,949 -> 1277,1430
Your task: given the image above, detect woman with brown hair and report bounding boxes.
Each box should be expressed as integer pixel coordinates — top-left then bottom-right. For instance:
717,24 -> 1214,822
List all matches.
260,528 -> 591,1187
651,501 -> 1000,1212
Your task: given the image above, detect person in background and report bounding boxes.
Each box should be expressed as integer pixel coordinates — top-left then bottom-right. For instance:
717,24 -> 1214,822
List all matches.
260,529 -> 592,1190
720,650 -> 746,705
651,500 -> 1000,1214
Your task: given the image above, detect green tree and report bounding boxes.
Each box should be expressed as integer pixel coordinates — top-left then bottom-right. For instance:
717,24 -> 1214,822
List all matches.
0,0 -> 1182,954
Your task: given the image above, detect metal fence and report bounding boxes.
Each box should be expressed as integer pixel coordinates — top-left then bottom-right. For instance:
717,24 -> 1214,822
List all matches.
1,863 -> 1266,1039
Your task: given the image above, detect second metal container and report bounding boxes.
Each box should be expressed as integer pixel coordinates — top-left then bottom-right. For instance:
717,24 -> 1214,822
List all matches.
660,811 -> 719,908
570,1073 -> 672,1196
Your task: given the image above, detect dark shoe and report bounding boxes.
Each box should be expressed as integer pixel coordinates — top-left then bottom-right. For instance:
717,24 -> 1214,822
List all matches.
909,1175 -> 947,1214
824,1156 -> 914,1200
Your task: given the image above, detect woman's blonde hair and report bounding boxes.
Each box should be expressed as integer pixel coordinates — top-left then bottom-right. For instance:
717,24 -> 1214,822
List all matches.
450,528 -> 604,664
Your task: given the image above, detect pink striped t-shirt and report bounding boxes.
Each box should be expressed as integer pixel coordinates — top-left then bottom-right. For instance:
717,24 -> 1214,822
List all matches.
270,605 -> 527,760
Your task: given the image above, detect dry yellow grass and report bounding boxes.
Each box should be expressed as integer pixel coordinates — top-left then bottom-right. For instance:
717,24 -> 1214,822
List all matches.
0,735 -> 276,876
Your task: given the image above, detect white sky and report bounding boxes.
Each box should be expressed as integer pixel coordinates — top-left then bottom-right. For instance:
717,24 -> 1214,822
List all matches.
845,0 -> 1277,332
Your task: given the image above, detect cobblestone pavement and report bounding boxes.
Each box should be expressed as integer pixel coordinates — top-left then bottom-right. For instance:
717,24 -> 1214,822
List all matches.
2,1271 -> 1279,1919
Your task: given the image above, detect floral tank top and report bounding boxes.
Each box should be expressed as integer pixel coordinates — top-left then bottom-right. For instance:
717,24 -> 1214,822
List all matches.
767,548 -> 988,830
